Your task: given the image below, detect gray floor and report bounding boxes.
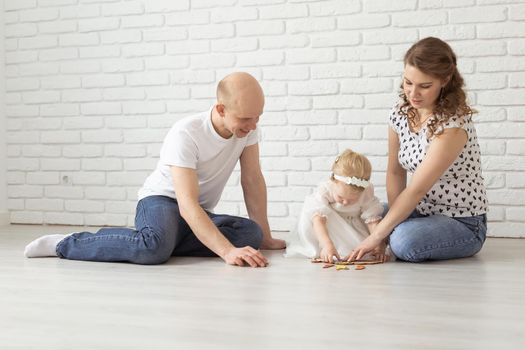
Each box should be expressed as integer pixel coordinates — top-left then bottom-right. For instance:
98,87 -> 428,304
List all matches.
1,225 -> 524,350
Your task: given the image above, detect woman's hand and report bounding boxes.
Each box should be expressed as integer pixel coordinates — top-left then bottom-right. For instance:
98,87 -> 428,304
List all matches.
347,234 -> 385,261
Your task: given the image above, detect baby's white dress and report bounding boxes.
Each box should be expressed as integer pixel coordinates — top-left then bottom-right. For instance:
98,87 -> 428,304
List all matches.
285,180 -> 384,258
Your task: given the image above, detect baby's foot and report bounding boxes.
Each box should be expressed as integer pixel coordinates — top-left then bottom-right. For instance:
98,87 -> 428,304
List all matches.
24,234 -> 68,258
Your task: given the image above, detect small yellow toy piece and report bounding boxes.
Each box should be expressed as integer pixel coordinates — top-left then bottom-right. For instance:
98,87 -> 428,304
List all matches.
335,264 -> 349,271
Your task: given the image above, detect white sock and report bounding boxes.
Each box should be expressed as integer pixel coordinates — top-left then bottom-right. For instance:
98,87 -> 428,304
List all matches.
24,234 -> 69,258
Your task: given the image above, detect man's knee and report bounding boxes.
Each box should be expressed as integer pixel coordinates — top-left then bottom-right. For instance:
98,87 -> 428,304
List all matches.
239,219 -> 263,249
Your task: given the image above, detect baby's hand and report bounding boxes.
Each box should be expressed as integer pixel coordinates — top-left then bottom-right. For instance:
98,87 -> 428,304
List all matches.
319,244 -> 340,263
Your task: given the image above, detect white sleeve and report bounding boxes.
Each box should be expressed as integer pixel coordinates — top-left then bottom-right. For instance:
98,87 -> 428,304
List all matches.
159,124 -> 198,169
359,185 -> 384,223
246,127 -> 260,147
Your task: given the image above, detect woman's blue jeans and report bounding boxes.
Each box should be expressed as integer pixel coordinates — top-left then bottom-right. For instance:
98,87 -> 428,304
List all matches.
387,208 -> 487,262
56,195 -> 263,265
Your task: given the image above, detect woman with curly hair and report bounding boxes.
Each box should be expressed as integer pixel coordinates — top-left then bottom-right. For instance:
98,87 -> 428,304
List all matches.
349,37 -> 488,262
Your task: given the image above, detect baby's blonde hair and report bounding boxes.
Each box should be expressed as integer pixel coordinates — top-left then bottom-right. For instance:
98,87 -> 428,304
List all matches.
331,149 -> 372,192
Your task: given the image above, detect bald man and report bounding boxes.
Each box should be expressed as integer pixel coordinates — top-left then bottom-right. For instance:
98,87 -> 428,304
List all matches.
25,72 -> 285,267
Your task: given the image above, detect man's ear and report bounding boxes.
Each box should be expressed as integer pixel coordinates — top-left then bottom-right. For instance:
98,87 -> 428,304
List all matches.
216,103 -> 226,117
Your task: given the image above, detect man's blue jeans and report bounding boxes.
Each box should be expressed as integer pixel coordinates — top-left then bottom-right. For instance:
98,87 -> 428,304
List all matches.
56,195 -> 263,265
388,208 -> 487,262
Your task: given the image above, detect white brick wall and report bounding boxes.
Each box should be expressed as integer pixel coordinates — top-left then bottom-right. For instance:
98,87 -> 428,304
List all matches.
0,0 -> 8,225
3,0 -> 525,237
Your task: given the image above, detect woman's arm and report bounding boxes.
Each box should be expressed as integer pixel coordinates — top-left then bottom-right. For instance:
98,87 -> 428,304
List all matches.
386,127 -> 407,207
348,128 -> 468,260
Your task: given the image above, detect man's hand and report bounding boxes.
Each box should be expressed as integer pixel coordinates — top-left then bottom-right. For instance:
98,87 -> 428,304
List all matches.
223,246 -> 268,267
260,237 -> 286,250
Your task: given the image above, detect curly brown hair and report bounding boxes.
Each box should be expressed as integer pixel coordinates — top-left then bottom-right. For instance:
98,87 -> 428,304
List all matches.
398,37 -> 476,138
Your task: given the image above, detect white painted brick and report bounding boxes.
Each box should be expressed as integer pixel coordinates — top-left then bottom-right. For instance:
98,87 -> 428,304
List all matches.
144,0 -> 189,13
6,93 -> 22,104
39,47 -> 78,61
419,25 -> 476,40
311,63 -> 361,79
41,158 -> 81,171
101,30 -> 142,45
311,31 -> 360,48
106,116 -> 147,129
191,54 -> 236,69
393,10 -> 447,27
191,24 -> 234,39
79,46 -> 121,58
123,158 -> 157,171
81,130 -> 123,143
7,158 -> 40,171
6,105 -> 39,117
366,0 -> 416,12
308,0 -> 360,16
506,207 -> 525,222
65,200 -> 104,213
44,212 -> 84,225
19,8 -> 59,22
6,78 -> 39,92
106,201 -> 136,214
484,172 -> 506,189
81,102 -> 121,116
39,20 -> 77,34
23,91 -> 60,104
78,18 -> 120,32
311,125 -> 361,140
71,172 -> 106,185
465,73 -> 507,90
237,21 -> 285,36
478,22 -> 525,39
450,6 -> 506,24
59,33 -> 99,47
144,86 -> 190,100
10,211 -> 43,224
507,141 -> 525,155
8,199 -> 25,210
63,145 -> 103,158
82,74 -> 125,88
101,1 -> 143,16
44,186 -> 83,199
289,81 -> 339,96
287,17 -> 335,34
6,51 -> 38,64
259,4 -> 308,19
85,186 -> 126,201
82,158 -> 122,171
478,90 -> 524,106
337,14 -> 389,31
26,198 -> 63,211
237,52 -> 284,67
341,78 -> 393,94
192,0 -> 236,8
106,172 -> 149,186
507,107 -> 525,122
5,23 -> 38,37
287,48 -> 336,64
479,140 -> 506,155
60,4 -> 100,19
22,145 -> 61,157
5,0 -> 37,11
19,35 -> 58,49
122,129 -> 167,143
122,101 -> 166,115
121,14 -> 164,28
63,117 -> 104,130
211,7 -> 258,23
104,87 -> 145,100
313,95 -> 363,109
166,41 -> 209,55
289,141 -> 338,157
62,89 -> 102,102
165,11 -> 209,26
39,0 -> 77,6
259,35 -> 309,49
60,60 -> 100,74
126,72 -> 169,86
364,28 -> 418,45
41,131 -> 80,144
84,213 -> 129,226
288,110 -> 337,125
483,156 -> 525,171
102,59 -> 144,73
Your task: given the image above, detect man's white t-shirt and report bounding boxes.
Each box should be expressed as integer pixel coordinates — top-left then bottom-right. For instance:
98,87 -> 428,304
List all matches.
138,107 -> 259,211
